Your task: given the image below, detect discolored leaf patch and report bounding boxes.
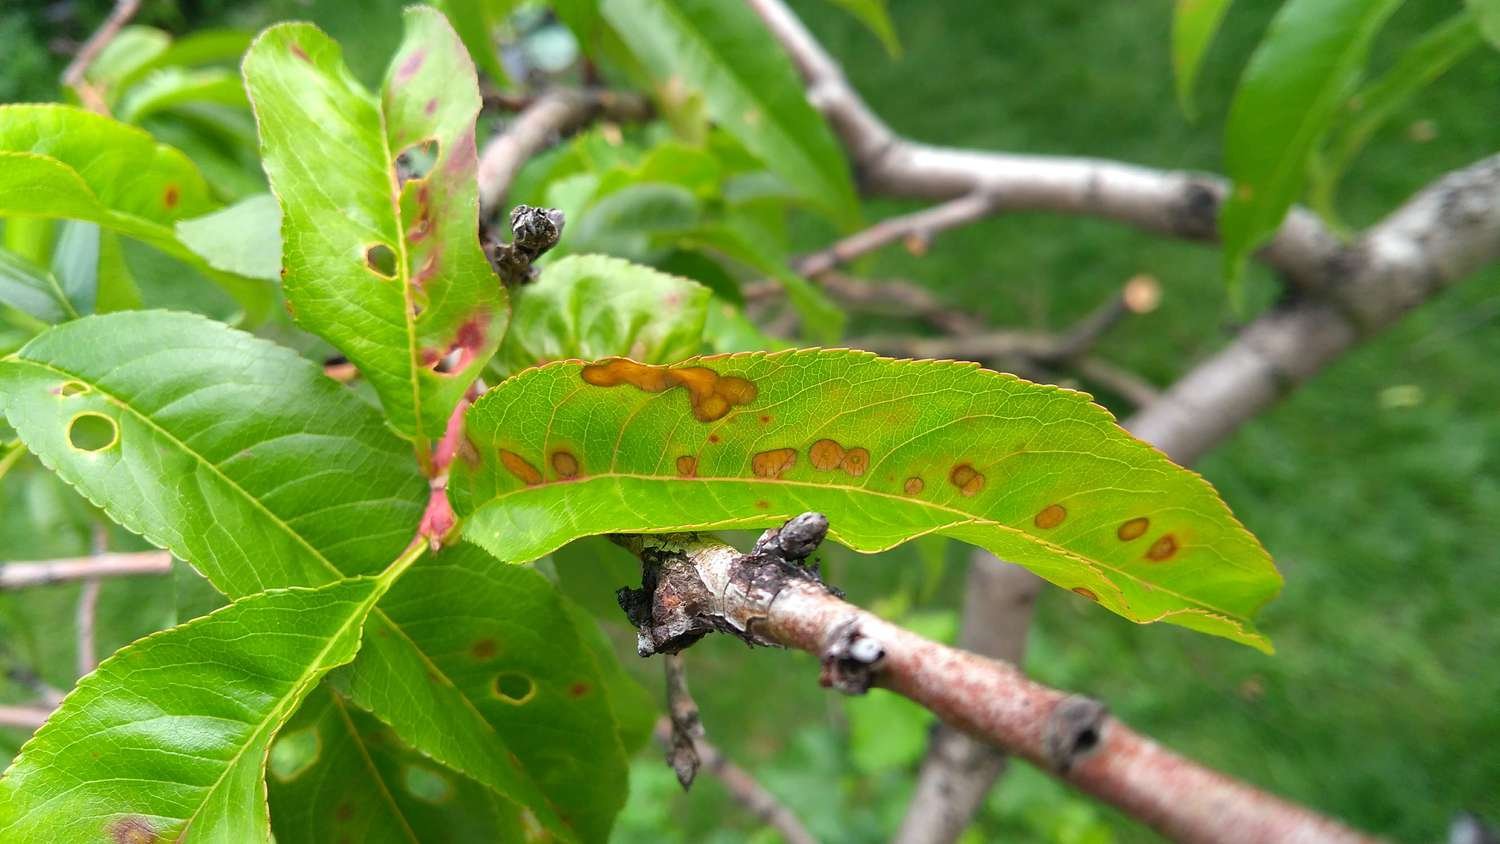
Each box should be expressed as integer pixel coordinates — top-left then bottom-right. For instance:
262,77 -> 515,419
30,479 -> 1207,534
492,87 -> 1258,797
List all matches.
453,350 -> 1283,651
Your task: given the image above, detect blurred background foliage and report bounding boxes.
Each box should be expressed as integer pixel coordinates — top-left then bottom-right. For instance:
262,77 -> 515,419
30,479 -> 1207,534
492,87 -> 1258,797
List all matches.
2,0 -> 1497,841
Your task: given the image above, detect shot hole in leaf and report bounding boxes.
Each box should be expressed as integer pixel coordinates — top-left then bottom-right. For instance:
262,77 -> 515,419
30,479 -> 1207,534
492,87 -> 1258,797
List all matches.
395,138 -> 439,185
365,244 -> 397,278
57,381 -> 90,397
493,671 -> 536,705
66,413 -> 118,452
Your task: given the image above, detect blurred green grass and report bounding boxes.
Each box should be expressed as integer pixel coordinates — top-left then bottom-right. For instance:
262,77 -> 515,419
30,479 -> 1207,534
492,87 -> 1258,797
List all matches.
2,0 -> 1497,841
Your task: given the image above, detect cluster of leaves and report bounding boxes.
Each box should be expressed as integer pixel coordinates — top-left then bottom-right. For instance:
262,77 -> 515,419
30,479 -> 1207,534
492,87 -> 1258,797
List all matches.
0,2 -> 1289,841
1175,0 -> 1500,283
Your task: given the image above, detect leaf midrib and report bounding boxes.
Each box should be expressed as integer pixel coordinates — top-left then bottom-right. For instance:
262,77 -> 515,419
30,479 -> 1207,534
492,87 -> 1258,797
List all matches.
474,471 -> 1250,621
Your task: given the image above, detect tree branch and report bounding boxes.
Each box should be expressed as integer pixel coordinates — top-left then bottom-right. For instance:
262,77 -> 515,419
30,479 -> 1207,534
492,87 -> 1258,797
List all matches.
60,0 -> 141,114
616,519 -> 1377,844
795,193 -> 999,278
746,271 -> 986,336
0,551 -> 173,590
651,718 -> 818,844
476,88 -> 650,215
0,705 -> 50,733
744,0 -> 1345,291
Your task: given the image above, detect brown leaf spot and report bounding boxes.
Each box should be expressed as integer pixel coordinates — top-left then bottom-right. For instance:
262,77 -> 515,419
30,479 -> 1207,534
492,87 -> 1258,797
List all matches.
949,463 -> 985,497
471,639 -> 497,659
841,447 -> 869,477
1072,587 -> 1098,602
903,476 -> 924,495
1146,534 -> 1179,561
809,438 -> 845,470
551,450 -> 580,479
752,448 -> 797,479
568,681 -> 590,698
759,414 -> 771,423
755,499 -> 769,509
162,184 -> 179,210
289,42 -> 310,62
1117,517 -> 1150,541
675,455 -> 697,478
1034,503 -> 1067,529
708,434 -> 720,444
108,817 -> 156,844
335,802 -> 354,822
580,358 -> 757,422
499,449 -> 542,485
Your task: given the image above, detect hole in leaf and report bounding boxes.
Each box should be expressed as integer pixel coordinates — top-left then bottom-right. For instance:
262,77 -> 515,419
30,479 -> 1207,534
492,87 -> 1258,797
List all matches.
403,764 -> 454,803
57,381 -> 89,397
269,727 -> 320,782
67,413 -> 117,452
365,244 -> 397,278
493,671 -> 535,705
395,138 -> 439,185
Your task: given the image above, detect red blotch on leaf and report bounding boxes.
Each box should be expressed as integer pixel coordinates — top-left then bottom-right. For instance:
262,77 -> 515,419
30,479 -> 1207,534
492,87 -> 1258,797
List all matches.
162,184 -> 179,210
108,817 -> 156,844
396,50 -> 425,82
290,42 -> 310,62
568,681 -> 590,698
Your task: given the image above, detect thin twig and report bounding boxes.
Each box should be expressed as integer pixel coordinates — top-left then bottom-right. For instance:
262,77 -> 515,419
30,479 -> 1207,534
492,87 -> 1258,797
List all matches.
0,705 -> 51,732
476,88 -> 650,214
651,718 -> 818,844
795,193 -> 999,277
618,522 -> 1378,844
60,0 -> 142,114
0,551 -> 173,590
74,524 -> 108,678
663,653 -> 704,789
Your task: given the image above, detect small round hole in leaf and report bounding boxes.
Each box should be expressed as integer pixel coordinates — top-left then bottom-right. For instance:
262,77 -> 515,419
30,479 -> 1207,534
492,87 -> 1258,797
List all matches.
493,672 -> 535,705
395,138 -> 440,184
57,381 -> 90,397
66,412 -> 118,452
365,244 -> 397,278
402,764 -> 453,803
269,727 -> 320,782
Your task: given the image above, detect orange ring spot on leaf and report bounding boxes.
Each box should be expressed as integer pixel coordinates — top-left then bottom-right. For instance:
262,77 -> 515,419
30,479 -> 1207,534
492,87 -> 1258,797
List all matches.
498,449 -> 543,485
1146,534 -> 1179,561
550,450 -> 580,479
1034,503 -> 1067,529
949,463 -> 985,497
1117,517 -> 1150,541
751,448 -> 797,479
808,439 -> 844,470
675,455 -> 698,478
841,447 -> 870,477
903,476 -> 925,495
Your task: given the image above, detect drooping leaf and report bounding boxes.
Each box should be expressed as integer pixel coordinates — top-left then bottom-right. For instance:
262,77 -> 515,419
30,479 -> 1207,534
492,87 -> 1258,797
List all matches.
452,351 -> 1282,651
497,254 -> 710,375
436,0 -> 520,88
824,0 -> 901,56
0,578 -> 385,843
1309,11 -> 1482,221
245,9 -> 507,454
1220,0 -> 1404,285
176,193 -> 283,282
0,104 -> 272,317
1172,0 -> 1234,119
0,310 -> 585,838
117,67 -> 250,124
0,247 -> 74,324
0,310 -> 427,597
1469,0 -> 1500,47
602,0 -> 860,227
344,543 -> 631,842
267,688 -> 530,843
48,221 -> 99,317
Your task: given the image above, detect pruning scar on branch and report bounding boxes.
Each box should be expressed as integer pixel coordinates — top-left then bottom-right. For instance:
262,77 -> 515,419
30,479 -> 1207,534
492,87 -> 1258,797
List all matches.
616,514 -> 1379,844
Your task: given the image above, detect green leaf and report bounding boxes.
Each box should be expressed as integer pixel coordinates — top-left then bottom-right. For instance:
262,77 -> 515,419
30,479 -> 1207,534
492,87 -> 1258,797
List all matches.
268,688 -> 530,843
563,600 -> 657,756
0,310 -> 582,837
824,0 -> 901,57
1469,0 -> 1500,47
84,25 -> 171,95
1310,11 -> 1482,221
436,0 -> 520,87
1172,0 -> 1234,119
245,10 -> 507,453
602,0 -> 860,227
48,221 -> 99,316
452,351 -> 1282,651
1220,0 -> 1404,284
0,578 -> 385,843
345,544 -> 631,842
176,193 -> 283,282
117,67 -> 250,124
0,104 -> 272,319
497,254 -> 710,375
